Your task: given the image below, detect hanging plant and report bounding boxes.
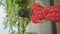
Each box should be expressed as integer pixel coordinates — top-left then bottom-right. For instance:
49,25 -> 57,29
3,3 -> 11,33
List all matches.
0,0 -> 35,34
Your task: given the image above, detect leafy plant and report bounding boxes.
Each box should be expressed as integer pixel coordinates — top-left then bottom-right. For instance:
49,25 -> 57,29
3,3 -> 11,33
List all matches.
0,0 -> 35,34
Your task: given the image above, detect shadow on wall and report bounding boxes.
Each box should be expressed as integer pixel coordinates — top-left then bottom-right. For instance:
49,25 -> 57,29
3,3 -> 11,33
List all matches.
54,0 -> 60,34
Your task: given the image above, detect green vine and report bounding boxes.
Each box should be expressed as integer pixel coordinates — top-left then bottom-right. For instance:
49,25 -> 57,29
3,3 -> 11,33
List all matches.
0,0 -> 35,34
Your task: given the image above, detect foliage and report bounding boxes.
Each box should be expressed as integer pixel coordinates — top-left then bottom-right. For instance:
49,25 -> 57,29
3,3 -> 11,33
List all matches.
0,0 -> 35,34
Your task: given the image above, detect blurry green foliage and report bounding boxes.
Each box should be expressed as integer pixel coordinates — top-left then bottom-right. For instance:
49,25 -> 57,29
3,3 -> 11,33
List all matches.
0,0 -> 35,34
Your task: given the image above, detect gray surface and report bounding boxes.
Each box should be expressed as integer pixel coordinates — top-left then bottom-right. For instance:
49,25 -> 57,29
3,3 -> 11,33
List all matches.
54,0 -> 60,34
26,21 -> 52,34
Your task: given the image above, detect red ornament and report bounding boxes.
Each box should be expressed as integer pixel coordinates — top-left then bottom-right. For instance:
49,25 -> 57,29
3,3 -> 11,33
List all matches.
31,3 -> 60,24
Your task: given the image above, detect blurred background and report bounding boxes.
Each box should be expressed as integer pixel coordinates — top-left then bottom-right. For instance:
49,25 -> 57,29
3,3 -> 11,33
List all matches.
0,0 -> 60,34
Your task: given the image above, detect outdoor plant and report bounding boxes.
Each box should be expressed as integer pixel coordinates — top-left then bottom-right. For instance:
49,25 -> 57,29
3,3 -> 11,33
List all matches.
0,0 -> 35,34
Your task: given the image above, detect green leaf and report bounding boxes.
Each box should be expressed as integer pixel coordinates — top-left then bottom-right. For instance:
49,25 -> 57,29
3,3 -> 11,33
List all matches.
24,18 -> 29,27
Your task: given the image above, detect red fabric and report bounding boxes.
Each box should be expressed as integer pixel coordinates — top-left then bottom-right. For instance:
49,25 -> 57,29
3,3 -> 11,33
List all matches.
31,3 -> 60,24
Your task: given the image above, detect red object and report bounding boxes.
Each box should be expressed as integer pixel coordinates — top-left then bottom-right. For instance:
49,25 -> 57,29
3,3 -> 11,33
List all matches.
31,3 -> 60,24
